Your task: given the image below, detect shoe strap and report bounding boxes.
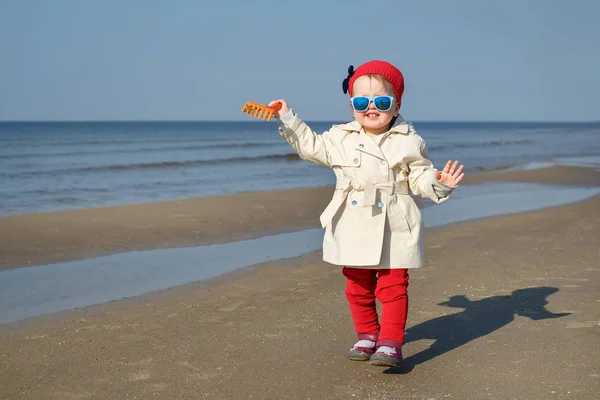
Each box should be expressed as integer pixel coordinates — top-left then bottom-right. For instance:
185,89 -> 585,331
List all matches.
376,339 -> 403,349
358,333 -> 379,341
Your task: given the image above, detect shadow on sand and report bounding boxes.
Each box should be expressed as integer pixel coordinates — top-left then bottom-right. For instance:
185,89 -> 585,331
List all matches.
384,286 -> 570,374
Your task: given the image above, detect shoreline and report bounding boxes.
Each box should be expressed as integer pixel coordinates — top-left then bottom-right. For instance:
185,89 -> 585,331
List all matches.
1,165 -> 600,271
1,187 -> 599,399
2,193 -> 599,329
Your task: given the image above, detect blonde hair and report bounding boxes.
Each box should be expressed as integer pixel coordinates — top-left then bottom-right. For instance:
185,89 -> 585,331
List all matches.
351,73 -> 394,95
363,73 -> 393,90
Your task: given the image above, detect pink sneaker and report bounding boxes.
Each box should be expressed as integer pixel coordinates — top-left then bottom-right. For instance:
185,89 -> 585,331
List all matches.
369,344 -> 403,367
347,333 -> 378,361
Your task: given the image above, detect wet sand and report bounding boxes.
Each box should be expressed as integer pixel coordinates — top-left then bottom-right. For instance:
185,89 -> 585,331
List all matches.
1,165 -> 599,399
2,165 -> 599,271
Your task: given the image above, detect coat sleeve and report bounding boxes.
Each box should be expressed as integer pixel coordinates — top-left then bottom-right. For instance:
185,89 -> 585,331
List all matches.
276,109 -> 333,167
407,136 -> 455,204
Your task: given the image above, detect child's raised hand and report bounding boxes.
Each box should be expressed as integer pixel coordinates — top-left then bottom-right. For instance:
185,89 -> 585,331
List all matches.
268,99 -> 289,118
435,160 -> 465,187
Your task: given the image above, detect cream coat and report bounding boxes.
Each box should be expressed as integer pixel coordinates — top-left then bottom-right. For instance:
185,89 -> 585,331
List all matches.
277,110 -> 455,269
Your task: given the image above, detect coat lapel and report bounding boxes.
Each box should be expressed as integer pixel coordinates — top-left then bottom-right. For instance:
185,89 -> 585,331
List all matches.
357,131 -> 385,160
337,121 -> 385,160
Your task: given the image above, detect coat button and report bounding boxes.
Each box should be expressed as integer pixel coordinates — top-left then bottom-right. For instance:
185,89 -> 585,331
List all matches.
380,160 -> 386,165
351,200 -> 358,206
353,158 -> 359,164
378,201 -> 384,208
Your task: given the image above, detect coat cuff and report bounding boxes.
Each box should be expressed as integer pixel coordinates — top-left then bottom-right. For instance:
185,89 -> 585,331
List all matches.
277,109 -> 294,124
431,178 -> 455,199
277,109 -> 303,144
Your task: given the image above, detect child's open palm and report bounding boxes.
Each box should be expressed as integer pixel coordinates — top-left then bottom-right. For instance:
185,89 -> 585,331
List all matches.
435,160 -> 465,187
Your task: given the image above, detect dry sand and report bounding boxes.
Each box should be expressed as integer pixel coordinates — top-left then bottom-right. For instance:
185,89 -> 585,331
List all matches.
0,165 -> 599,399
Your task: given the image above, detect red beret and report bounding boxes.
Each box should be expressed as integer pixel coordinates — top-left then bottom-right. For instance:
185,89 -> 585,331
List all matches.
346,60 -> 405,109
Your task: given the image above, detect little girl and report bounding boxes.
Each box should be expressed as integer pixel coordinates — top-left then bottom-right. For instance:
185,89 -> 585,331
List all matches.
269,60 -> 464,367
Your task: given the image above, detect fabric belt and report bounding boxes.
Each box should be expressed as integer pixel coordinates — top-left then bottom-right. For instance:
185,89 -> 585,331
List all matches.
319,178 -> 409,228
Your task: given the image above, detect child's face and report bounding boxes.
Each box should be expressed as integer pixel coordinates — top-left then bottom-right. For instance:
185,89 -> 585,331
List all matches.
351,75 -> 399,135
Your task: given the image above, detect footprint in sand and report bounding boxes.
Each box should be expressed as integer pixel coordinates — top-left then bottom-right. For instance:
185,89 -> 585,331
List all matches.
219,301 -> 247,312
178,361 -> 220,380
277,321 -> 305,330
189,371 -> 220,380
177,361 -> 200,371
129,357 -> 154,366
566,321 -> 600,329
289,280 -> 319,292
296,280 -> 318,287
126,370 -> 152,381
25,334 -> 48,340
149,383 -> 168,392
49,390 -> 95,399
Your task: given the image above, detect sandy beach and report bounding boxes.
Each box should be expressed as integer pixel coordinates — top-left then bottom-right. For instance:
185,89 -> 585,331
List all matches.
1,165 -> 600,399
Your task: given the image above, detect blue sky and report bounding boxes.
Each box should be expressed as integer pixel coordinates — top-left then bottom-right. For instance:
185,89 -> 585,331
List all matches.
1,0 -> 598,122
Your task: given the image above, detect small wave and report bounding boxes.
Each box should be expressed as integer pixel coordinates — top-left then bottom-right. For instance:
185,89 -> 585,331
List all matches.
2,139 -> 534,161
429,139 -> 534,151
474,164 -> 519,172
54,197 -> 82,204
89,153 -> 301,172
3,153 -> 302,178
0,142 -> 283,160
0,135 -> 236,152
489,140 -> 535,146
21,188 -> 110,196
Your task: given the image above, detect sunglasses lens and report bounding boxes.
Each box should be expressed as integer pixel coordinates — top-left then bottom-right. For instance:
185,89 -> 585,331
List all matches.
352,97 -> 370,112
374,96 -> 392,111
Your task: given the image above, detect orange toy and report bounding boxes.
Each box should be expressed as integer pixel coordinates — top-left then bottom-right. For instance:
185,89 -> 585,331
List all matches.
241,101 -> 282,122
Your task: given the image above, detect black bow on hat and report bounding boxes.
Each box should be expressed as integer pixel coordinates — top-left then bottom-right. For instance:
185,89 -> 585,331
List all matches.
342,65 -> 355,94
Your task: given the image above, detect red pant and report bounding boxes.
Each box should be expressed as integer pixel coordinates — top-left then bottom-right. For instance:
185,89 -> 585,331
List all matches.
343,267 -> 409,347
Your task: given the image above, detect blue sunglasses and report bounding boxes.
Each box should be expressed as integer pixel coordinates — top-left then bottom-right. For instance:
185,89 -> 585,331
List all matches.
351,96 -> 396,112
